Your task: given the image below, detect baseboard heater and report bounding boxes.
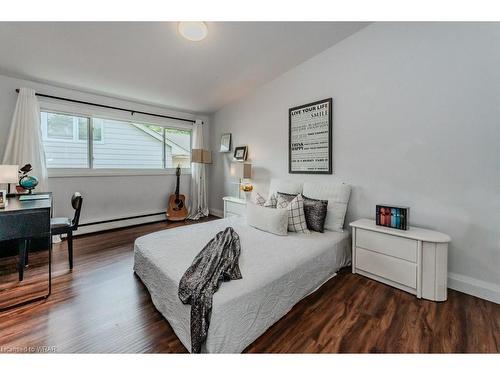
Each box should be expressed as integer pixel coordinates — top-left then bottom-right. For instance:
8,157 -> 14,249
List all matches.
79,211 -> 166,227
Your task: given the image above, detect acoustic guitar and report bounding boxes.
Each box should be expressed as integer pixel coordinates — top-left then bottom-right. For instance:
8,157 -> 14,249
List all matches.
167,165 -> 188,221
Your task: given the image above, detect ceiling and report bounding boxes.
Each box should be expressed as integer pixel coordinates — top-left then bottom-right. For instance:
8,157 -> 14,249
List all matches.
0,22 -> 369,114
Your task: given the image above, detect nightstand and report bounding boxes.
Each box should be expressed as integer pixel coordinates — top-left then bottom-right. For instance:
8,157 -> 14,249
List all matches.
223,196 -> 246,218
350,218 -> 451,302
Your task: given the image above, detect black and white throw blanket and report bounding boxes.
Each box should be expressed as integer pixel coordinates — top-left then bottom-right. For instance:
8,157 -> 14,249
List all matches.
178,227 -> 242,353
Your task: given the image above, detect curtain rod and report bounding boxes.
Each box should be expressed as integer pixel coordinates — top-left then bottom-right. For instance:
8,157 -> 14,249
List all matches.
15,89 -> 199,124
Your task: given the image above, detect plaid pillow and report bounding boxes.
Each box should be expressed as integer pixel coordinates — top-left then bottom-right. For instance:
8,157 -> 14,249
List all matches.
264,193 -> 277,208
254,192 -> 267,206
277,193 -> 310,234
276,192 -> 297,208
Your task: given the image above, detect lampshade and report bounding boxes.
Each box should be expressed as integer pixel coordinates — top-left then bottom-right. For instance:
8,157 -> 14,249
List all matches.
230,163 -> 252,179
0,165 -> 19,183
191,149 -> 212,164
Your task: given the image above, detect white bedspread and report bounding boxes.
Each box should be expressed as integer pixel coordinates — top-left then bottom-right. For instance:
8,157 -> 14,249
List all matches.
133,216 -> 351,353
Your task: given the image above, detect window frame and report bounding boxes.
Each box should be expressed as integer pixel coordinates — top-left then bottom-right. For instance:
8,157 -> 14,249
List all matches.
40,105 -> 194,177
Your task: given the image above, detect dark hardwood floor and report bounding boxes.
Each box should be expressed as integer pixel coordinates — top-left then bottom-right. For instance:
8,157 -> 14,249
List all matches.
0,218 -> 498,353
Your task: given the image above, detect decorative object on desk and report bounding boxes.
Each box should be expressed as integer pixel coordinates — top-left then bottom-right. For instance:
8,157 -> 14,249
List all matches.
230,162 -> 251,199
0,190 -> 5,208
19,194 -> 50,201
18,164 -> 39,194
289,98 -> 332,174
376,204 -> 409,230
241,183 -> 253,201
191,148 -> 212,164
15,185 -> 28,194
220,133 -> 232,153
233,145 -> 248,161
0,164 -> 19,195
167,165 -> 188,221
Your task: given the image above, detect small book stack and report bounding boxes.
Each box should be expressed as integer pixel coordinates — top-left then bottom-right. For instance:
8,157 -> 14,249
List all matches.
376,205 -> 409,230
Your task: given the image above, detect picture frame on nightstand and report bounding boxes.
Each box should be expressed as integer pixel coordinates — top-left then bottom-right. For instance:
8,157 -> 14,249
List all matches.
376,204 -> 410,230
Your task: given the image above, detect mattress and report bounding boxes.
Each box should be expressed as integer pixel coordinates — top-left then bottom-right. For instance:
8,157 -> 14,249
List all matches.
133,216 -> 351,353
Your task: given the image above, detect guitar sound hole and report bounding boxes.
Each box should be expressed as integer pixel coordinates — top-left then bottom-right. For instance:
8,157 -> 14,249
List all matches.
173,200 -> 184,211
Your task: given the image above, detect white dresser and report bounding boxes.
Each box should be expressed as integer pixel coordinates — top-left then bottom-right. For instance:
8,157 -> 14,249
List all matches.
350,218 -> 451,301
222,196 -> 246,218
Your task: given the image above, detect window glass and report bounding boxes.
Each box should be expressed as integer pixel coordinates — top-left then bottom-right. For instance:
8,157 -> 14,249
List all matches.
46,113 -> 74,139
41,112 -> 89,168
78,120 -> 102,142
92,118 -> 164,169
165,128 -> 191,168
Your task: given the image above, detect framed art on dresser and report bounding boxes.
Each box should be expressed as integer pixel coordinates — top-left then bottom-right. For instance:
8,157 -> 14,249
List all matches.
289,98 -> 332,174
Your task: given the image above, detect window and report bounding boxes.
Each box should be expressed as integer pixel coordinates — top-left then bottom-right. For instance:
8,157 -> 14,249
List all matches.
40,111 -> 192,172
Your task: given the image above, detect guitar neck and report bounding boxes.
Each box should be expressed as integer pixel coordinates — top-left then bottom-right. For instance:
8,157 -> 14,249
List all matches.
175,174 -> 180,197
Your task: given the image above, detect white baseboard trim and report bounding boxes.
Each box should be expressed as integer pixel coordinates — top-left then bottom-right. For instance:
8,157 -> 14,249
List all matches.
448,272 -> 500,304
210,208 -> 223,218
75,213 -> 166,235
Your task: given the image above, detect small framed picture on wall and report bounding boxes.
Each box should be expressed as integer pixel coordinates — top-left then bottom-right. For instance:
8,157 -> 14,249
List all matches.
220,133 -> 232,153
233,145 -> 248,161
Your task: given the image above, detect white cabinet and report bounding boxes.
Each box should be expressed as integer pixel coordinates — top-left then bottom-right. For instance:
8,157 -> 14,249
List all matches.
350,218 -> 451,302
223,196 -> 246,218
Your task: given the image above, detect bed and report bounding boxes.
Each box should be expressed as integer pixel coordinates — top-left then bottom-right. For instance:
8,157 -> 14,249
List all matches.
134,215 -> 351,353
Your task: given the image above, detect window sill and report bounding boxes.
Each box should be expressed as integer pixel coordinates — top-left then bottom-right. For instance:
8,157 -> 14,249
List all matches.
48,168 -> 192,178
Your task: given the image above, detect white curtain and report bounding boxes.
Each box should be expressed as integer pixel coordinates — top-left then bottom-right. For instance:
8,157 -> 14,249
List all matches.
2,88 -> 48,192
188,120 -> 209,220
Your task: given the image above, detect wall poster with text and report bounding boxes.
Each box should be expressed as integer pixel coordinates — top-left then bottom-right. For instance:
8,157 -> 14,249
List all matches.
289,98 -> 332,174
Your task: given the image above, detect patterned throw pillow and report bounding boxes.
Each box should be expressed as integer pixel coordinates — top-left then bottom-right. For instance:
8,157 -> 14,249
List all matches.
302,194 -> 329,233
264,193 -> 277,208
254,192 -> 267,206
276,193 -> 310,234
276,192 -> 297,208
279,192 -> 328,232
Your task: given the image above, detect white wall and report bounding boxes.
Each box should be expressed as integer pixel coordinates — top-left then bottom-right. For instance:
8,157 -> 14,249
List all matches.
209,23 -> 500,302
0,74 -> 209,231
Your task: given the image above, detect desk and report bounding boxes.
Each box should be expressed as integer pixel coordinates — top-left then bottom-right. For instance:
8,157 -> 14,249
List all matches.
0,193 -> 52,311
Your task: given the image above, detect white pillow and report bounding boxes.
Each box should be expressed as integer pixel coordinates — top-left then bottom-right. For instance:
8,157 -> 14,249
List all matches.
267,178 -> 303,200
246,203 -> 289,236
302,182 -> 351,232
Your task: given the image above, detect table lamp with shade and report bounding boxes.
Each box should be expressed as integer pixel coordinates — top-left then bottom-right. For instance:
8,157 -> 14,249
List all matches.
0,165 -> 19,206
230,162 -> 252,200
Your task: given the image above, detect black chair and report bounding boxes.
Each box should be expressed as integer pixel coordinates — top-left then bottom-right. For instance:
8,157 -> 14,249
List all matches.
50,192 -> 83,270
17,193 -> 83,281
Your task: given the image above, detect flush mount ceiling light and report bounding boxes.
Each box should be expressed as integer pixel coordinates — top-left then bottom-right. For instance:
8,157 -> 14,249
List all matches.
178,22 -> 208,42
